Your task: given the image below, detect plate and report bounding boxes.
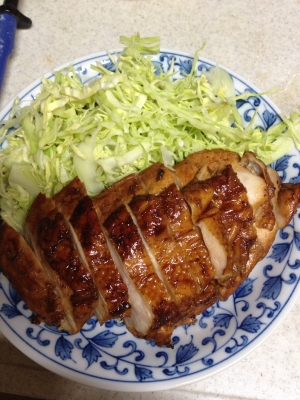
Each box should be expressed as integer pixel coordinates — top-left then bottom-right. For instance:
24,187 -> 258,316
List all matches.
1,50 -> 300,392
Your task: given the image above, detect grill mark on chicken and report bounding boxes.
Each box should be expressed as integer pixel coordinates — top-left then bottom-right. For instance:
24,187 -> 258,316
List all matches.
159,184 -> 215,287
138,162 -> 174,194
0,220 -> 65,327
156,168 -> 165,182
129,193 -> 199,322
138,163 -> 214,307
100,221 -> 154,335
104,203 -> 178,344
71,196 -> 131,321
129,163 -> 207,323
25,193 -> 98,333
126,204 -> 180,328
53,178 -> 131,322
2,149 -> 300,346
109,173 -> 181,343
175,149 -> 274,283
94,177 -> 176,344
182,166 -> 257,284
178,150 -> 290,300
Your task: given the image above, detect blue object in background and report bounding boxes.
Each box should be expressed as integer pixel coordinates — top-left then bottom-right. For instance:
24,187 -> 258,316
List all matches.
0,12 -> 17,91
0,1 -> 31,93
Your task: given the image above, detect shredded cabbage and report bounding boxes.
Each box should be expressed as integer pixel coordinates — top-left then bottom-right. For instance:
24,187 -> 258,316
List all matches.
1,33 -> 300,233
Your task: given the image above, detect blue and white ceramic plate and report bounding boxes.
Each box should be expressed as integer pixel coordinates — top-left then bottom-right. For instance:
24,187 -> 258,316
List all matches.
1,50 -> 300,392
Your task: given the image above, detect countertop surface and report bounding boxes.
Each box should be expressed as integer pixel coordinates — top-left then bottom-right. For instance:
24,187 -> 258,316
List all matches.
1,1 -> 300,399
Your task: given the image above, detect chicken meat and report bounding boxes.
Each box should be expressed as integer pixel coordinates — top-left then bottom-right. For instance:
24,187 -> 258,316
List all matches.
1,149 -> 300,346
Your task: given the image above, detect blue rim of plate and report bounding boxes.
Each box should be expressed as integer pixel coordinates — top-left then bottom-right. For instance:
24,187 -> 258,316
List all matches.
0,49 -> 300,392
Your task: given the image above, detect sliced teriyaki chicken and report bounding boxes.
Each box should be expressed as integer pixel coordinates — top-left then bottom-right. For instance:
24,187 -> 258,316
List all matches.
2,149 -> 300,347
53,178 -> 131,324
0,220 -> 65,327
181,166 -> 257,299
134,163 -> 218,321
25,193 -> 98,334
70,195 -> 131,323
176,149 -> 300,299
95,174 -> 180,346
175,150 -> 268,299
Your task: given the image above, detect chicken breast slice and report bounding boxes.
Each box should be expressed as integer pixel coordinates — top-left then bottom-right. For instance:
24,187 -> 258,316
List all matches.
176,149 -> 300,300
177,150 -> 278,260
70,195 -> 131,322
95,174 -> 179,345
135,163 -> 218,321
103,203 -> 176,344
174,151 -> 243,283
53,178 -> 131,324
140,163 -> 216,291
93,183 -> 151,338
0,221 -> 66,327
25,193 -> 98,334
3,148 -> 300,348
181,165 -> 257,284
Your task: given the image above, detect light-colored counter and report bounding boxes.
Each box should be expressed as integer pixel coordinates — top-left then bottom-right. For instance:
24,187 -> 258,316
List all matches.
1,1 -> 300,399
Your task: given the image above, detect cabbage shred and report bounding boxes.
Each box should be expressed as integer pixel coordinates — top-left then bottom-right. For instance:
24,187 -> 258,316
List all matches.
0,33 -> 300,233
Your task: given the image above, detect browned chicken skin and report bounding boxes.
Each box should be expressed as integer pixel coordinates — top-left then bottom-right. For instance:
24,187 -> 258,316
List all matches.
54,177 -> 131,324
70,196 -> 131,322
1,149 -> 300,346
0,220 -> 65,327
25,193 -> 98,333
